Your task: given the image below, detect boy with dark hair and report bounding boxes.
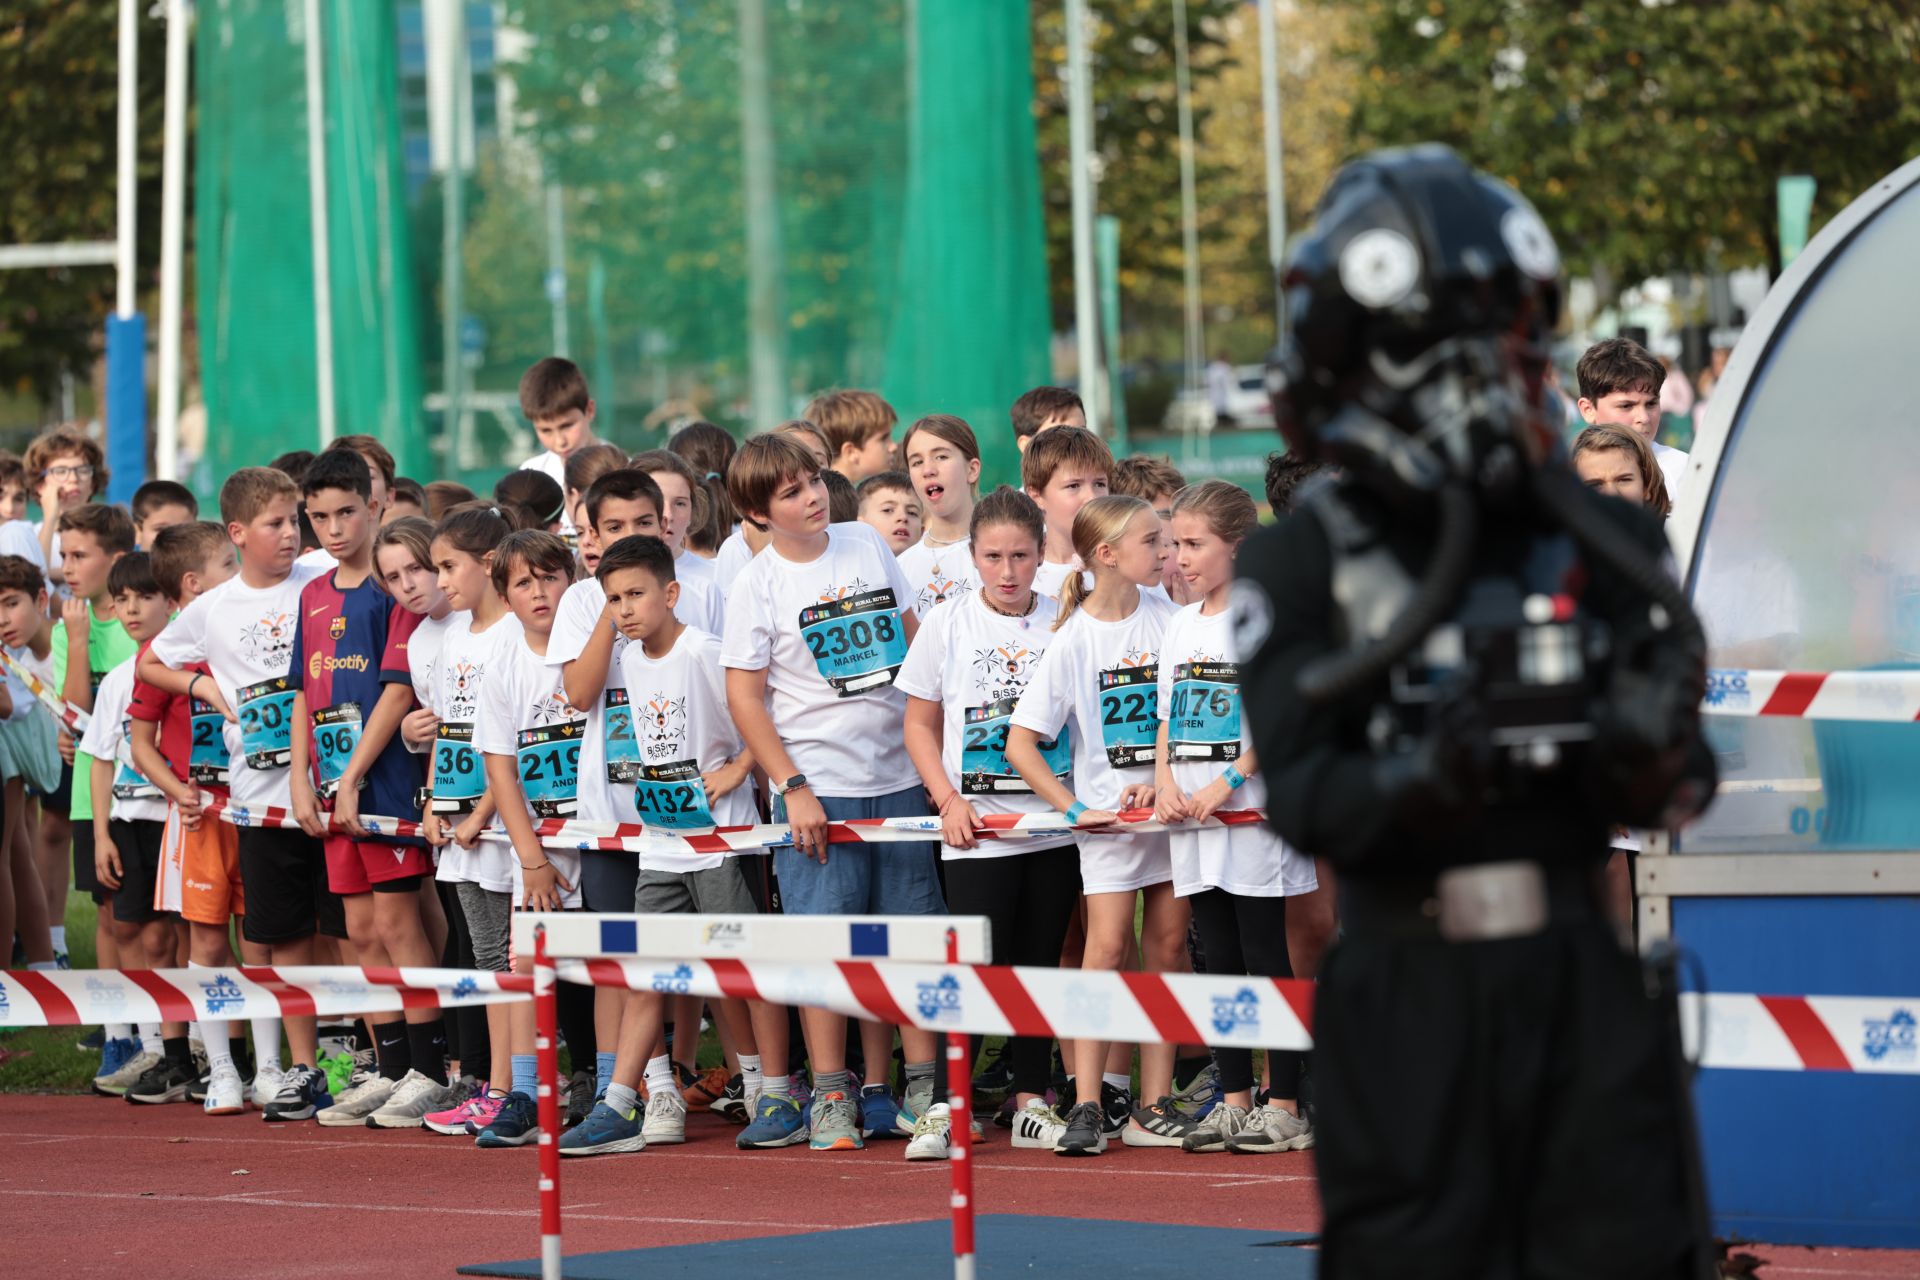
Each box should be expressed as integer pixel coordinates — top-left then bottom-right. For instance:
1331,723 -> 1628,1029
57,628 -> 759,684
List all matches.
325,433 -> 398,522
385,477 -> 428,524
140,466 -> 338,1122
855,471 -> 923,555
806,389 -> 899,484
1263,450 -> 1326,517
284,450 -> 454,1127
268,449 -> 329,564
1576,337 -> 1688,497
130,480 -> 198,550
1020,426 -> 1114,599
25,423 -> 109,584
518,358 -> 603,525
1010,386 -> 1086,454
1112,454 -> 1189,603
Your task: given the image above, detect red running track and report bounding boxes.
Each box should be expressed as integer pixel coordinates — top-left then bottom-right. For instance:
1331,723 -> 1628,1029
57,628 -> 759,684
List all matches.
1,1095 -> 1914,1279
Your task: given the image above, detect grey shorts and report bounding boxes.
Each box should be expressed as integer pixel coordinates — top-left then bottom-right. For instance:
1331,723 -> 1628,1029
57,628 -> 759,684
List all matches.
455,881 -> 513,972
634,861 -> 760,916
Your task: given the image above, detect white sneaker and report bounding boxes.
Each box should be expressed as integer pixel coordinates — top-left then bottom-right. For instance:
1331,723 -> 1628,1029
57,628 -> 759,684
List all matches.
93,1049 -> 162,1097
641,1089 -> 688,1145
904,1102 -> 953,1161
317,1074 -> 395,1127
368,1070 -> 459,1130
250,1067 -> 288,1110
1009,1098 -> 1069,1150
203,1064 -> 247,1116
1180,1102 -> 1252,1153
1225,1103 -> 1315,1154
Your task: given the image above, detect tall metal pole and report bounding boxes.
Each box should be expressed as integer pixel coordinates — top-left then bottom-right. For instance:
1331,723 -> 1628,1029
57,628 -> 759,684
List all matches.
1065,0 -> 1101,435
1172,0 -> 1203,404
155,0 -> 192,479
302,0 -> 337,445
441,0 -> 468,465
740,0 -> 788,430
1256,0 -> 1287,337
115,0 -> 139,320
545,181 -> 569,357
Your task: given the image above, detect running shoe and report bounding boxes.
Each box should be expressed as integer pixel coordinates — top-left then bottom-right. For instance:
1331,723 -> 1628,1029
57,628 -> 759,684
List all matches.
710,1073 -> 749,1123
1122,1098 -> 1197,1148
91,1038 -> 141,1095
641,1088 -> 688,1145
128,1057 -> 199,1105
684,1065 -> 732,1111
367,1071 -> 459,1130
424,1083 -> 500,1137
863,1083 -> 903,1140
993,1094 -> 1018,1129
972,1042 -> 1013,1100
904,1102 -> 953,1162
1010,1099 -> 1069,1150
1181,1102 -> 1252,1153
317,1074 -> 395,1127
475,1091 -> 541,1148
250,1066 -> 289,1111
95,1048 -> 161,1098
671,1060 -> 700,1093
203,1064 -> 247,1116
187,1064 -> 213,1104
808,1090 -> 863,1151
318,1050 -> 358,1099
566,1069 -> 594,1129
737,1093 -> 808,1149
1054,1101 -> 1108,1156
1099,1081 -> 1133,1138
262,1064 -> 333,1123
560,1099 -> 644,1156
1167,1061 -> 1221,1121
1226,1104 -> 1315,1154
77,1026 -> 106,1052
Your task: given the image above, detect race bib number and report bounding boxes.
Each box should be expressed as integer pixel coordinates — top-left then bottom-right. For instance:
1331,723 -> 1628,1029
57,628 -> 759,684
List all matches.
961,699 -> 1070,795
1097,665 -> 1158,769
189,695 -> 229,786
799,590 -> 907,696
432,722 -> 482,815
603,687 -> 640,784
634,759 -> 715,830
517,720 -> 585,819
1167,662 -> 1242,763
312,702 -> 365,799
237,677 -> 296,771
112,721 -> 162,801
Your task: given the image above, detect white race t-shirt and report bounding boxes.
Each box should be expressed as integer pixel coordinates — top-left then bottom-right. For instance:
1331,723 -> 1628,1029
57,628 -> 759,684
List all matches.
894,591 -> 1075,861
1010,586 -> 1177,893
77,656 -> 168,824
621,626 -> 756,872
675,550 -> 717,587
714,527 -> 755,587
547,579 -> 638,825
426,611 -> 512,891
1157,604 -> 1316,899
403,611 -> 453,754
896,537 -> 980,619
719,522 -> 919,797
676,570 -> 726,636
1032,559 -> 1079,602
523,452 -> 579,536
149,562 -> 325,814
476,616 -> 587,906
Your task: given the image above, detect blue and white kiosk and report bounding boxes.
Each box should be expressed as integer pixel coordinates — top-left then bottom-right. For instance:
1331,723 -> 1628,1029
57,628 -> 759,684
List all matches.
1646,156 -> 1920,1248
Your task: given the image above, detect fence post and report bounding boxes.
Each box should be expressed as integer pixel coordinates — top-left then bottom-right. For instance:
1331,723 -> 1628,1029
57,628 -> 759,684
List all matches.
534,924 -> 562,1280
946,927 -> 976,1280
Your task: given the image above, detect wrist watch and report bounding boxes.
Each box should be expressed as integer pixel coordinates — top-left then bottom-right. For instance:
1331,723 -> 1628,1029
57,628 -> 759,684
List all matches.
776,774 -> 809,797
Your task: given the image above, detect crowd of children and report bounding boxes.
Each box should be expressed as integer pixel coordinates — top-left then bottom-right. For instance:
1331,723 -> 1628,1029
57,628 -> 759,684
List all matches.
15,335 -> 1677,1162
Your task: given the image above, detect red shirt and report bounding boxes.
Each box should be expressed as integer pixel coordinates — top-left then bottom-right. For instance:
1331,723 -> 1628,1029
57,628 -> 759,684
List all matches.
128,639 -> 226,795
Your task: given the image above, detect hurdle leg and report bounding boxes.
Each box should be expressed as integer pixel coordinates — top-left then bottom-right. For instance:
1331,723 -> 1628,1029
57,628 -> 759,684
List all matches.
534,925 -> 563,1280
945,928 -> 977,1280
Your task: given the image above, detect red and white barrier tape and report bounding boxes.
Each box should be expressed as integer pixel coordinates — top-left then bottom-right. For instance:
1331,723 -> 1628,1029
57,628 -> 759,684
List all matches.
0,647 -> 91,734
1704,668 -> 1920,721
0,965 -> 529,1027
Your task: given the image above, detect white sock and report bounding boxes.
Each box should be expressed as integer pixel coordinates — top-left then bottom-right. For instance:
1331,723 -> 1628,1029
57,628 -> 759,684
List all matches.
49,925 -> 66,955
139,1024 -> 163,1055
105,1022 -> 134,1042
644,1054 -> 678,1097
1102,1072 -> 1130,1091
252,1017 -> 283,1074
26,960 -> 57,971
738,1053 -> 763,1095
202,1017 -> 234,1073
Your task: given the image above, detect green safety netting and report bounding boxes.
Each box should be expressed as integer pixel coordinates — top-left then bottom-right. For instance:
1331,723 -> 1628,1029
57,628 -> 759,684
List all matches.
194,0 -> 1047,493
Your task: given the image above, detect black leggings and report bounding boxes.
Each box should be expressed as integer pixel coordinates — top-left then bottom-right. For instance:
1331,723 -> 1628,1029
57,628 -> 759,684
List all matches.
439,881 -> 490,1076
1188,888 -> 1304,1097
942,845 -> 1083,1097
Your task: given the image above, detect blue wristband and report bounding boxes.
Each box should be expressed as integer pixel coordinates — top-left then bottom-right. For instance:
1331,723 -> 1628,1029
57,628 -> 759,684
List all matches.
1065,801 -> 1089,824
1223,765 -> 1246,791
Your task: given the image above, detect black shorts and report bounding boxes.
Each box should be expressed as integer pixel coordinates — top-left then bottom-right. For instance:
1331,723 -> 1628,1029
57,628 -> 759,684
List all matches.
71,822 -> 104,902
237,827 -> 347,944
36,759 -> 73,810
109,819 -> 170,925
579,852 -> 640,915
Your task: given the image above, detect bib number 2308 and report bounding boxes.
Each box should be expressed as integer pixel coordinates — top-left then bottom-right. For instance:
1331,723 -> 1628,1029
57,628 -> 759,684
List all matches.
799,589 -> 907,696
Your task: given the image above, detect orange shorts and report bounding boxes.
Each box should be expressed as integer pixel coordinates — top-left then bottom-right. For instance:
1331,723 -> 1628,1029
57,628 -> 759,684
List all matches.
159,803 -> 245,926
324,835 -> 433,896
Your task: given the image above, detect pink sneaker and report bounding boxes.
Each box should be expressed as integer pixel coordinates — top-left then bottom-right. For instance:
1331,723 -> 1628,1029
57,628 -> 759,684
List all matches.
425,1083 -> 504,1137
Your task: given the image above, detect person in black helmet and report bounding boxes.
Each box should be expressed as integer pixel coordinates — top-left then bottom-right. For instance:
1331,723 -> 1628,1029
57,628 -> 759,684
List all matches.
1232,145 -> 1719,1280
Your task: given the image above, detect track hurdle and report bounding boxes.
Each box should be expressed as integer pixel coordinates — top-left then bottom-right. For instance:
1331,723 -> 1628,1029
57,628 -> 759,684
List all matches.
511,912 -> 994,1280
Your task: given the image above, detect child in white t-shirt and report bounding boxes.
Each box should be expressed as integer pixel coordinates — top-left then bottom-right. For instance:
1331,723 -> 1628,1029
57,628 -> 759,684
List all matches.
1021,427 -> 1114,600
1154,480 -> 1317,1156
630,451 -> 726,632
1007,494 -> 1182,1158
896,415 -> 984,617
517,357 -> 603,538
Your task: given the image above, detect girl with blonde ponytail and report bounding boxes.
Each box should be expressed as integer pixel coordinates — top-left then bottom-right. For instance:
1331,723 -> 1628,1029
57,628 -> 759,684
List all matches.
1005,494 -> 1184,1157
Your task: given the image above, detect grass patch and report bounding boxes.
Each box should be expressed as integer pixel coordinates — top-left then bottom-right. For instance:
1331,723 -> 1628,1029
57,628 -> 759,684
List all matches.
1,891 -> 105,1094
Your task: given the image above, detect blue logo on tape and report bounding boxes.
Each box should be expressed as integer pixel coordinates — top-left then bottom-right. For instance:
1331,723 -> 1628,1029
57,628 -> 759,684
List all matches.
651,963 -> 695,995
1211,985 -> 1260,1037
201,973 -> 245,1015
1865,1008 -> 1916,1063
450,976 -> 480,1001
915,972 -> 962,1023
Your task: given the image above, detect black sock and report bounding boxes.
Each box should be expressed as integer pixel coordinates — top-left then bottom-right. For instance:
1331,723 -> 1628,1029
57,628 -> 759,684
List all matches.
230,1036 -> 254,1075
1173,1054 -> 1212,1088
406,1017 -> 449,1086
353,1018 -> 374,1055
164,1035 -> 193,1069
372,1019 -> 411,1082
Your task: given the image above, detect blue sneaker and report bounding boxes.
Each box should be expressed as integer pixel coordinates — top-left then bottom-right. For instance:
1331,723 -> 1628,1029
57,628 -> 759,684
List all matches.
96,1035 -> 132,1077
262,1064 -> 333,1122
560,1099 -> 644,1157
736,1093 -> 808,1149
77,1026 -> 106,1052
475,1091 -> 541,1148
860,1084 -> 901,1140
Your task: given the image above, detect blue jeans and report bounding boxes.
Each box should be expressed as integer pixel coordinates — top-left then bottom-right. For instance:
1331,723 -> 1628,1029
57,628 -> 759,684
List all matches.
772,786 -> 946,917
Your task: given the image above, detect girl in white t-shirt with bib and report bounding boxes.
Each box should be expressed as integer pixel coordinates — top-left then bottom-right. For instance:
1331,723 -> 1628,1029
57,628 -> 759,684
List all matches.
1007,494 -> 1182,1158
896,414 -> 984,618
1154,480 -> 1318,1156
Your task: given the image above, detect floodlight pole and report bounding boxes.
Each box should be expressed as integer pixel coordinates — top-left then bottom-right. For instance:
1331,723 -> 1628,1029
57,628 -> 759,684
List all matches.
1172,0 -> 1203,402
155,0 -> 192,479
302,0 -> 337,445
1065,0 -> 1101,435
1257,0 -> 1287,337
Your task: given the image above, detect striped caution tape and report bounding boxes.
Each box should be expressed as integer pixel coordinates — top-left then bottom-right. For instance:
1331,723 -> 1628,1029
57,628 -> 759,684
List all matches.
0,647 -> 91,734
0,964 -> 531,1027
1703,668 -> 1920,721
